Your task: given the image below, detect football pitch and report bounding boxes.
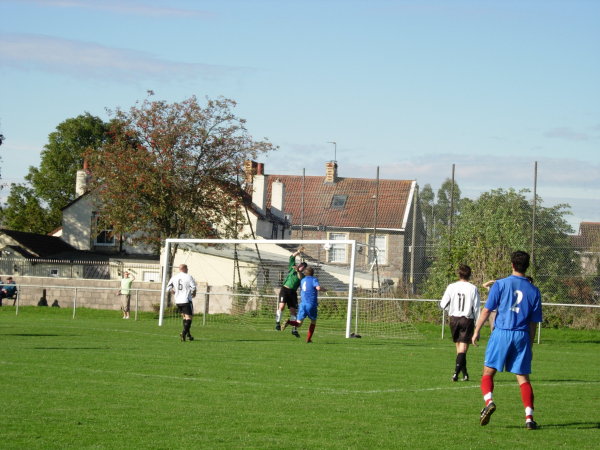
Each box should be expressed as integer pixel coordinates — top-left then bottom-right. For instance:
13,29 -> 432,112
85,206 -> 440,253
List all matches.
1,307 -> 598,449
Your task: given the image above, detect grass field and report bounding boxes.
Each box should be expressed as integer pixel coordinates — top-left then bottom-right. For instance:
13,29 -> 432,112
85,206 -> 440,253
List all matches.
1,307 -> 598,449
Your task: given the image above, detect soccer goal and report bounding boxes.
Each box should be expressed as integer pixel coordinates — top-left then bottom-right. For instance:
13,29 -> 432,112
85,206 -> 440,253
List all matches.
159,238 -> 421,339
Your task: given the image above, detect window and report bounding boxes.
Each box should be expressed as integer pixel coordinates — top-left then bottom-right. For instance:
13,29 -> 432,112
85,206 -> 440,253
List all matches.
93,212 -> 115,246
368,234 -> 388,265
143,271 -> 160,282
330,195 -> 348,209
328,232 -> 348,263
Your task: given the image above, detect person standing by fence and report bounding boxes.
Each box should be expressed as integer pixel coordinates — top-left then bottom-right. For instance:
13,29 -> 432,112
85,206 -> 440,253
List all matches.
116,271 -> 135,319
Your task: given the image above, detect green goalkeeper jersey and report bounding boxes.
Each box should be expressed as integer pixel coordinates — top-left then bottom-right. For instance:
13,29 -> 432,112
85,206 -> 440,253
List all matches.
282,255 -> 302,290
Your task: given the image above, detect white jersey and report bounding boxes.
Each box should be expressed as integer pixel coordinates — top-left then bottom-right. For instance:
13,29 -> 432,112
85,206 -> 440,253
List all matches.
166,272 -> 197,304
440,280 -> 480,320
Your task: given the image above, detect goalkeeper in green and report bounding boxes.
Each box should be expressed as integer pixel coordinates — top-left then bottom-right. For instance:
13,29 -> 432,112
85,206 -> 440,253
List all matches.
275,247 -> 307,337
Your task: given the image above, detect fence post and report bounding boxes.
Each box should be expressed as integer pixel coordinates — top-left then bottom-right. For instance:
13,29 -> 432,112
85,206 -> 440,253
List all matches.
203,287 -> 209,326
135,289 -> 139,321
15,285 -> 20,316
73,287 -> 77,319
441,309 -> 445,339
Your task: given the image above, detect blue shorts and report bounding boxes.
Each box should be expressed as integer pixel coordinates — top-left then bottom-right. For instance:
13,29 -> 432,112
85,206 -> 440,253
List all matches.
484,328 -> 532,375
297,302 -> 318,322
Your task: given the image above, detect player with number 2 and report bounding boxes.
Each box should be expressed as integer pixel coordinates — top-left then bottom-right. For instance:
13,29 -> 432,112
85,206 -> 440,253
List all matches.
472,251 -> 542,430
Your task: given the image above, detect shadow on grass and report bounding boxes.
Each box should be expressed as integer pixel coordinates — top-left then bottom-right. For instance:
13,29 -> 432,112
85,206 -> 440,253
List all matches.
34,346 -> 112,350
2,333 -> 65,337
538,422 -> 600,429
506,422 -> 599,430
537,379 -> 595,383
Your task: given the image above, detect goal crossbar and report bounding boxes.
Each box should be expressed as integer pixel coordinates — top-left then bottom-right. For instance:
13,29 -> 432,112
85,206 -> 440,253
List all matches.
159,238 -> 357,338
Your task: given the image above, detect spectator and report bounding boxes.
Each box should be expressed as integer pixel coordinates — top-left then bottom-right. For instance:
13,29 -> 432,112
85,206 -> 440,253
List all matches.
1,277 -> 17,306
116,270 -> 135,319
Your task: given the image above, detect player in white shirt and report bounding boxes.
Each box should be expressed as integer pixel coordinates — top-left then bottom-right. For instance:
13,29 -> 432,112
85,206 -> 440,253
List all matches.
440,264 -> 481,381
166,264 -> 197,342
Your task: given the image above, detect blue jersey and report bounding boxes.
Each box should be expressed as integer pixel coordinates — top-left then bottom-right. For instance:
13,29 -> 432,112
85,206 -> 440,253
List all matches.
300,275 -> 320,306
485,275 -> 542,331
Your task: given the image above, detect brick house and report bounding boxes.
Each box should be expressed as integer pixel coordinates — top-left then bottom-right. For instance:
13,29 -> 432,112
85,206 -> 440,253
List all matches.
571,222 -> 600,276
244,160 -> 427,292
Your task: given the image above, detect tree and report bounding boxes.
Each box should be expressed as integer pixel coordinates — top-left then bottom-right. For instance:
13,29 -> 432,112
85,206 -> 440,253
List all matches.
423,188 -> 577,302
1,184 -> 49,233
435,178 -> 461,228
2,113 -> 108,232
419,180 -> 462,254
86,95 -> 276,268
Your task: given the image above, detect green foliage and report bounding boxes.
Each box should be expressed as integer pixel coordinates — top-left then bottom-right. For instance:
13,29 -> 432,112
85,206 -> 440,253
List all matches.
542,305 -> 600,329
423,188 -> 577,301
420,179 -> 462,245
2,113 -> 108,232
87,94 -> 276,265
1,183 -> 50,233
1,308 -> 598,448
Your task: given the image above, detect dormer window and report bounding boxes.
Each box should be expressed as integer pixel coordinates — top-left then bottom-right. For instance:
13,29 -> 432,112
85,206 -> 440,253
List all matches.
331,195 -> 348,209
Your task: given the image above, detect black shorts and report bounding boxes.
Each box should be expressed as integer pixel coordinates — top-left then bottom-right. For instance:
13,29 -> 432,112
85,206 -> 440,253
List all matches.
449,316 -> 474,343
177,302 -> 193,316
278,286 -> 298,309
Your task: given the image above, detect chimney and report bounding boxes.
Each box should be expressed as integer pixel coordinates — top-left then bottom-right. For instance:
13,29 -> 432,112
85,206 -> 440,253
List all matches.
325,161 -> 338,184
75,159 -> 91,196
271,179 -> 285,220
252,173 -> 268,214
244,160 -> 258,184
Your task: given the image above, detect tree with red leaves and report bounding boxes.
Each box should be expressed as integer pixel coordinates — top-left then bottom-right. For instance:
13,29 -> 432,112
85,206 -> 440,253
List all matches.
87,94 -> 275,267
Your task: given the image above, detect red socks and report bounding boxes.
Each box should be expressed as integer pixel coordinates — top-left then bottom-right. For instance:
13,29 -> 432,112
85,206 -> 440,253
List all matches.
481,374 -> 494,406
520,382 -> 535,420
307,323 -> 316,342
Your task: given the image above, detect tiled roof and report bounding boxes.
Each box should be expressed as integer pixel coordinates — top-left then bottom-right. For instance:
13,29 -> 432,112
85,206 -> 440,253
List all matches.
571,222 -> 600,250
265,175 -> 414,230
0,228 -> 78,258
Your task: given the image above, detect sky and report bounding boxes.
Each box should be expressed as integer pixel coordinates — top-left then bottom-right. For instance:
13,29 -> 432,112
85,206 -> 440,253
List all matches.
0,0 -> 598,232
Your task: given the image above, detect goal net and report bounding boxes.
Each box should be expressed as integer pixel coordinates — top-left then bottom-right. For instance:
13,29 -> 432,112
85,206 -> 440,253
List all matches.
159,238 -> 421,339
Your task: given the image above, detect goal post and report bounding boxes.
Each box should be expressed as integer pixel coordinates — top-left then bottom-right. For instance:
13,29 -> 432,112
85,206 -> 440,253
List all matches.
159,238 -> 358,338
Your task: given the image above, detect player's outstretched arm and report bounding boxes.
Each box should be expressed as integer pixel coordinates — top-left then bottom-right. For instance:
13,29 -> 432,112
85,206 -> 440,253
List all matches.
482,280 -> 495,290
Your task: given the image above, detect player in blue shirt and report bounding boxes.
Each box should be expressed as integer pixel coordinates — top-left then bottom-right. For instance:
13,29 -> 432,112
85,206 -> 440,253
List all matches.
472,251 -> 542,430
281,266 -> 326,343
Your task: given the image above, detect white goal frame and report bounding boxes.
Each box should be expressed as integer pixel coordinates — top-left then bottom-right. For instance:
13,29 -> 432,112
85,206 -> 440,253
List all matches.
159,238 -> 357,338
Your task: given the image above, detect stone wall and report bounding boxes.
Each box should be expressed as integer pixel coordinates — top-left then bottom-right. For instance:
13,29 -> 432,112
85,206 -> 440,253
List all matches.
6,276 -> 236,315
8,276 -> 162,312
